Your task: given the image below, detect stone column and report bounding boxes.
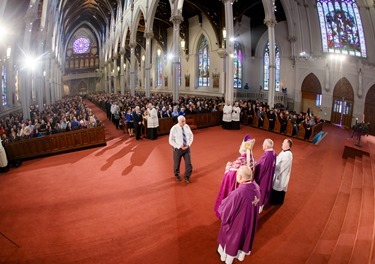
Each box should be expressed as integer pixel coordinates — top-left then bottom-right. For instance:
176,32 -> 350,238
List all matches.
6,46 -> 14,108
222,0 -> 235,103
170,15 -> 183,102
325,60 -> 330,92
44,57 -> 51,106
103,63 -> 108,93
113,53 -> 119,92
357,61 -> 363,98
107,62 -> 112,93
144,31 -> 154,98
119,48 -> 125,95
129,42 -> 136,96
265,19 -> 277,107
20,11 -> 37,119
0,57 -> 4,110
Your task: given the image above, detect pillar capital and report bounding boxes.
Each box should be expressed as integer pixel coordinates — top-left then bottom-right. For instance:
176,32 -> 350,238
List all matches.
170,15 -> 184,25
264,19 -> 277,27
129,42 -> 137,49
144,31 -> 154,39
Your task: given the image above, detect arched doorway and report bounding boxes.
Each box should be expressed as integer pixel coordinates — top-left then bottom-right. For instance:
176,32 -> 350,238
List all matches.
301,73 -> 322,116
78,80 -> 88,96
364,85 -> 375,136
331,78 -> 354,128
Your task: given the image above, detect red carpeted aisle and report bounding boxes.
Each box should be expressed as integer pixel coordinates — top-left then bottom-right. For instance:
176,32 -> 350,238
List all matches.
0,102 -> 356,263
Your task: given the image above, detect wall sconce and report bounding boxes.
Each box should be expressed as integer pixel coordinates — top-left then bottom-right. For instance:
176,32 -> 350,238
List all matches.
181,39 -> 185,50
299,51 -> 311,60
117,66 -> 120,72
142,54 -> 145,62
222,28 -> 227,48
157,49 -> 161,57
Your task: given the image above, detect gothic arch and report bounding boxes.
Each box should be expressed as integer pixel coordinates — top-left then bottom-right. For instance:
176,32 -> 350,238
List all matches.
301,73 -> 322,94
300,73 -> 322,115
331,77 -> 354,128
364,85 -> 375,136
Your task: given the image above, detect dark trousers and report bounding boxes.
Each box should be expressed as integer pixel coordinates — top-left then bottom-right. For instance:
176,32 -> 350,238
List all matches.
173,148 -> 192,179
269,189 -> 286,205
134,125 -> 142,140
147,127 -> 158,140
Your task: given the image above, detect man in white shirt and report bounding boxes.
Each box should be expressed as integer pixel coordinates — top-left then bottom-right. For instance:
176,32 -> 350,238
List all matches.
269,138 -> 293,205
169,116 -> 194,183
146,103 -> 159,140
222,100 -> 232,129
231,101 -> 241,130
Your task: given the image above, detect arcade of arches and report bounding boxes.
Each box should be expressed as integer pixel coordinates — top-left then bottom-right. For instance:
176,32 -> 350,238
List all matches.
1,0 -> 375,135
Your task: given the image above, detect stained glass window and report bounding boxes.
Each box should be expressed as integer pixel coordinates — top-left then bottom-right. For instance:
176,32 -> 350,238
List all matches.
263,42 -> 280,91
198,36 -> 210,87
317,0 -> 366,57
73,37 -> 91,54
1,64 -> 6,106
233,42 -> 242,89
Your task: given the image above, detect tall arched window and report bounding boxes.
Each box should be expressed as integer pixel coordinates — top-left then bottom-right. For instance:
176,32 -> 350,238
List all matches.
263,42 -> 280,91
198,35 -> 210,87
317,0 -> 366,57
233,42 -> 242,89
1,64 -> 6,106
156,49 -> 163,87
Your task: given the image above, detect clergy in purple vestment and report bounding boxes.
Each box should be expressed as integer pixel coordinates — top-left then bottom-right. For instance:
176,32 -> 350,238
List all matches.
217,165 -> 260,264
213,135 -> 255,218
254,138 -> 277,213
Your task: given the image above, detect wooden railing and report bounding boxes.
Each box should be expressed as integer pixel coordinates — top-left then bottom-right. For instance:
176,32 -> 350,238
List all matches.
5,125 -> 106,161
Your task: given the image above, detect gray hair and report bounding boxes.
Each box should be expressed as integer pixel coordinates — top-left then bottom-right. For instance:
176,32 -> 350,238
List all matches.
263,138 -> 274,149
177,115 -> 186,122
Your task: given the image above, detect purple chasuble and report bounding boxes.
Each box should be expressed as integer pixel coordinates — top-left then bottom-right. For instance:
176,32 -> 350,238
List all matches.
254,150 -> 276,208
214,153 -> 254,218
217,182 -> 261,256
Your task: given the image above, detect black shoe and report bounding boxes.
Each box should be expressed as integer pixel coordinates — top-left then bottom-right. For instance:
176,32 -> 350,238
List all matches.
184,178 -> 191,183
176,176 -> 182,181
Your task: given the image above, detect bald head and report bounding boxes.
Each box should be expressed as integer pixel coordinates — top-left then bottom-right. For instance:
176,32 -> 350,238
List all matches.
236,165 -> 253,183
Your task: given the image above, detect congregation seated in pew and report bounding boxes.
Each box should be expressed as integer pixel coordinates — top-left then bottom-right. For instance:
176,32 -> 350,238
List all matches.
0,96 -> 100,143
240,99 -> 324,142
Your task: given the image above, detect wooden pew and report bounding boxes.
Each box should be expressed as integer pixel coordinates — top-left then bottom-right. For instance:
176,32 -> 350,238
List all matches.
311,122 -> 324,140
297,123 -> 306,140
252,113 -> 259,128
273,116 -> 281,133
286,120 -> 293,136
297,122 -> 324,141
6,125 -> 106,161
262,115 -> 269,130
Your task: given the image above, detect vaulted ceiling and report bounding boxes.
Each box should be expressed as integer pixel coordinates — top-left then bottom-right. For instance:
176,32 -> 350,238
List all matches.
4,0 -> 286,56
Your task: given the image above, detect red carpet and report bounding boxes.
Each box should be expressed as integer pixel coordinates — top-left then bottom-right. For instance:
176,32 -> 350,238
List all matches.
0,102 -> 368,263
